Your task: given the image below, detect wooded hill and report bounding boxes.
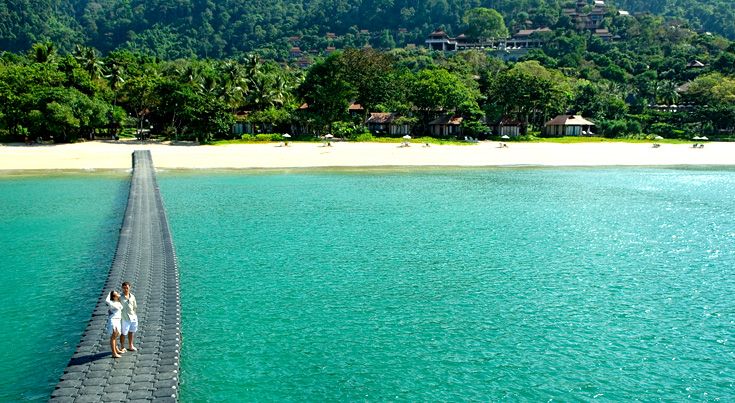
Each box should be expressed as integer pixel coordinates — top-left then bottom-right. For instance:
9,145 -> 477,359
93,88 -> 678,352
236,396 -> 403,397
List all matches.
2,0 -> 735,144
1,0 -> 735,58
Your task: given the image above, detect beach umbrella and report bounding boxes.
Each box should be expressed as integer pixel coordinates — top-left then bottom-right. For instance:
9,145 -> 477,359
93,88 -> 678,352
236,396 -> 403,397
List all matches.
700,136 -> 709,141
654,135 -> 664,140
323,133 -> 334,146
692,136 -> 702,140
402,135 -> 411,140
283,133 -> 291,138
501,135 -> 510,139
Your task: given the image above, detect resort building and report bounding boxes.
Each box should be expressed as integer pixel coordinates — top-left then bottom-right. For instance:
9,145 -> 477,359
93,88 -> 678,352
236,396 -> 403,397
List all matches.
686,60 -> 706,69
544,114 -> 596,136
495,117 -> 524,137
348,102 -> 364,118
425,28 -> 549,55
563,0 -> 607,30
365,113 -> 410,136
594,28 -> 614,41
429,114 -> 463,137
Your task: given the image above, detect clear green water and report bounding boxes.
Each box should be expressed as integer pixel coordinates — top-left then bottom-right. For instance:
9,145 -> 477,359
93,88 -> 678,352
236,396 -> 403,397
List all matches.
3,168 -> 734,400
158,168 -> 735,401
0,173 -> 128,401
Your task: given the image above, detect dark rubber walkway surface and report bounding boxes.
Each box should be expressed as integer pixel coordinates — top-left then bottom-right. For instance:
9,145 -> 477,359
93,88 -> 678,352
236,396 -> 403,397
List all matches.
50,151 -> 181,402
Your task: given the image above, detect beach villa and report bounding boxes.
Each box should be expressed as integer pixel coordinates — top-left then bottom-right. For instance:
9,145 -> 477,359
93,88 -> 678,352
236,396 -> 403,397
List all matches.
544,114 -> 596,136
365,112 -> 410,136
429,114 -> 463,137
496,117 -> 524,137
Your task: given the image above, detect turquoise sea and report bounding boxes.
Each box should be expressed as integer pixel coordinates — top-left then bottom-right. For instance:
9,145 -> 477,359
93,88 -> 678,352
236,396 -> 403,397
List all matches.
0,173 -> 128,401
1,167 -> 734,400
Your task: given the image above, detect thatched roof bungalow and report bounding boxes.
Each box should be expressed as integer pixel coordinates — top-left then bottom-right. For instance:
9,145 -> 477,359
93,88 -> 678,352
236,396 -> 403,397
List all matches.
544,115 -> 595,136
429,114 -> 463,137
366,113 -> 410,136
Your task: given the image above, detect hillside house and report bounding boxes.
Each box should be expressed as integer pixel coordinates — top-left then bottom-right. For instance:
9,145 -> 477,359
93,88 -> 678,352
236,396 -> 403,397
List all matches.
563,0 -> 607,30
425,28 -> 548,55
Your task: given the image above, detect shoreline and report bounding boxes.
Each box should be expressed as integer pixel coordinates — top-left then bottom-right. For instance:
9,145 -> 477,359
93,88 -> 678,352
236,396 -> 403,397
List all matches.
1,140 -> 734,171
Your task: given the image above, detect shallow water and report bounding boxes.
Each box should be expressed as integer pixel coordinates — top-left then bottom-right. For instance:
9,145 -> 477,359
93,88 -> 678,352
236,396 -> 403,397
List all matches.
2,168 -> 734,400
158,167 -> 735,400
0,173 -> 128,401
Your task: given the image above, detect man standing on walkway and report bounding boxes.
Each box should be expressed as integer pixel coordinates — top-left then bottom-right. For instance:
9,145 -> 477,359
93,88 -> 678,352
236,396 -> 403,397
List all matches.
120,281 -> 139,352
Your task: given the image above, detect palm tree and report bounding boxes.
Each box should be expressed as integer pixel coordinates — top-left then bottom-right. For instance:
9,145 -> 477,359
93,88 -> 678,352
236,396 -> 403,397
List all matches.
244,53 -> 262,80
269,74 -> 289,107
657,79 -> 680,106
105,62 -> 126,107
30,42 -> 56,63
197,74 -> 220,98
219,61 -> 249,114
74,45 -> 104,80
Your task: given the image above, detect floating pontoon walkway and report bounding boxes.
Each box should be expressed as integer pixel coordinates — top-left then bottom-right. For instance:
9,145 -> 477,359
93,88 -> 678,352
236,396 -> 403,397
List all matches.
51,151 -> 181,402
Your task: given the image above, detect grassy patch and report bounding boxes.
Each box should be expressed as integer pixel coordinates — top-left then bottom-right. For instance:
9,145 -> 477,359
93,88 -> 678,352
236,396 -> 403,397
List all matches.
210,136 -> 475,146
531,136 -> 694,144
209,139 -> 265,145
209,136 -> 702,146
355,136 -> 475,145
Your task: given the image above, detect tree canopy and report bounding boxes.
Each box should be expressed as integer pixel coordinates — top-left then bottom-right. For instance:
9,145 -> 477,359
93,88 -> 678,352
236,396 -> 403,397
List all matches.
463,8 -> 509,40
2,0 -> 735,58
2,0 -> 735,142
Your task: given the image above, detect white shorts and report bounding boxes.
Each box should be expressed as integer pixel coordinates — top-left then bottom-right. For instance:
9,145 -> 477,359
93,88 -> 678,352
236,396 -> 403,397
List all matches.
122,317 -> 138,335
106,319 -> 121,336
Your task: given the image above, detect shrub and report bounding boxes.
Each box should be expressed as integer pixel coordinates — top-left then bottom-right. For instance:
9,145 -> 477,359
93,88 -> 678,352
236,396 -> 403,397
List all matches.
241,133 -> 255,141
331,121 -> 369,140
649,123 -> 677,137
461,119 -> 490,136
626,120 -> 642,135
598,119 -> 629,138
254,133 -> 274,141
354,132 -> 375,142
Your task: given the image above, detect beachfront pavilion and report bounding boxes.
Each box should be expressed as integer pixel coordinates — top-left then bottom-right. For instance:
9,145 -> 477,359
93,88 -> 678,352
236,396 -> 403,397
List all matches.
365,112 -> 410,136
429,114 -> 463,137
496,117 -> 524,137
544,114 -> 596,136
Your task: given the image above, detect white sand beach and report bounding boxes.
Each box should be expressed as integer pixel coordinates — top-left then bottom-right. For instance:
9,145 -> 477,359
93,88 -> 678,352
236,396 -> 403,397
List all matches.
0,140 -> 733,170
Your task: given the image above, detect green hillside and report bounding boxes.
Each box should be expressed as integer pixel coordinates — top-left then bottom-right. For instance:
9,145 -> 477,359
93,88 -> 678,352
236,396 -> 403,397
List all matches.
1,0 -> 735,57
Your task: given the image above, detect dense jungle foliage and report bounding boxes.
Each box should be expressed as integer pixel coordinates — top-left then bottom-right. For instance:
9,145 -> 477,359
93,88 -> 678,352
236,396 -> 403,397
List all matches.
1,1 -> 734,143
1,0 -> 735,57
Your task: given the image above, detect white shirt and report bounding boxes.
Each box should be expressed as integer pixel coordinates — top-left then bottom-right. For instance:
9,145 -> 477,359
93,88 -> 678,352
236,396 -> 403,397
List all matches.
105,294 -> 122,321
121,293 -> 138,321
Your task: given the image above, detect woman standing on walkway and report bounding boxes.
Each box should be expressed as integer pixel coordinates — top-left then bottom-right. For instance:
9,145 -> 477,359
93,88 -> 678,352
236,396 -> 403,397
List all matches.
105,290 -> 125,358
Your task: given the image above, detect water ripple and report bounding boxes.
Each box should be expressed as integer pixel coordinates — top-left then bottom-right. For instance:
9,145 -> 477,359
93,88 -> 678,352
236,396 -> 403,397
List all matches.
160,168 -> 735,401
